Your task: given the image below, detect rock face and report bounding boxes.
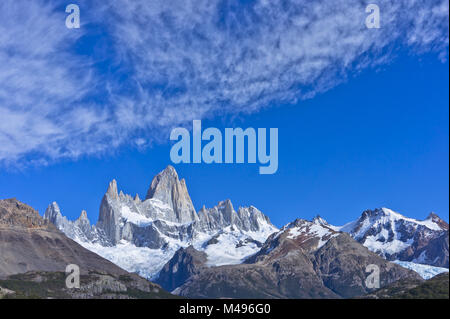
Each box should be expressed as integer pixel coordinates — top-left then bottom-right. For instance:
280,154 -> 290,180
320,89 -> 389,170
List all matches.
97,180 -> 122,245
45,166 -> 278,280
197,200 -> 273,234
44,202 -> 108,246
146,166 -> 197,223
156,246 -> 207,292
335,208 -> 449,268
0,198 -> 49,229
174,219 -> 421,299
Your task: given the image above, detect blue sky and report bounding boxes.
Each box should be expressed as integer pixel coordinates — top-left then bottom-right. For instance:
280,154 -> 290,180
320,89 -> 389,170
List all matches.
0,1 -> 448,227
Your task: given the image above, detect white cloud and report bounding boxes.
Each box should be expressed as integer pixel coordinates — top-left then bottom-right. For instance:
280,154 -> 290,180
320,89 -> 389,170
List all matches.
0,1 -> 112,166
0,0 -> 448,166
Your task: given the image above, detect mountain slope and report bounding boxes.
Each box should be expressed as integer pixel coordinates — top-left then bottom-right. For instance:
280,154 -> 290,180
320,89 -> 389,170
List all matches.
0,198 -> 124,276
0,198 -> 171,299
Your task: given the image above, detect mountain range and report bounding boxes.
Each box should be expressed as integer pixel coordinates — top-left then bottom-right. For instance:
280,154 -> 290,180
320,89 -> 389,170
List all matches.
44,166 -> 277,280
41,165 -> 448,298
169,219 -> 420,298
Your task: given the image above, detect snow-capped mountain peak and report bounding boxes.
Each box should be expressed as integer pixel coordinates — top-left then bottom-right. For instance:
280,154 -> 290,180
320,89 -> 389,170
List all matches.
286,218 -> 339,249
339,207 -> 446,237
425,212 -> 449,231
334,207 -> 449,267
268,218 -> 340,252
44,166 -> 278,280
312,215 -> 329,227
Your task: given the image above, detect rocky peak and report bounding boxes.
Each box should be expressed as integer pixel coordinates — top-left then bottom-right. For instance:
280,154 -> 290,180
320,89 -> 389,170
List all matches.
72,210 -> 93,237
197,200 -> 276,235
352,207 -> 447,234
312,215 -> 328,226
360,207 -> 386,219
336,207 -> 449,267
97,180 -> 122,244
426,212 -> 449,231
106,180 -> 119,200
217,200 -> 235,224
145,165 -> 197,223
277,218 -> 338,251
282,218 -> 308,229
77,210 -> 89,223
246,217 -> 339,265
145,165 -> 179,201
44,202 -> 63,224
1,198 -> 49,229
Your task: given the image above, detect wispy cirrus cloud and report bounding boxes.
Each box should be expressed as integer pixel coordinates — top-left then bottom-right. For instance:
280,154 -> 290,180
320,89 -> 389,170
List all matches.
0,0 -> 448,167
0,1 -> 113,165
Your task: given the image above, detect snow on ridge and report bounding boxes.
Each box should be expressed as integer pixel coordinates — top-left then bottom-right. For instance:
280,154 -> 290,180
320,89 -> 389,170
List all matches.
202,227 -> 264,267
80,199 -> 277,279
364,236 -> 414,256
380,208 -> 443,231
335,207 -> 445,234
146,198 -> 171,211
120,206 -> 153,227
284,220 -> 339,249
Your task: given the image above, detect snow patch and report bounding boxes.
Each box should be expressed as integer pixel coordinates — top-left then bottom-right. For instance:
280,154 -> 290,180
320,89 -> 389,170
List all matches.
121,206 -> 153,227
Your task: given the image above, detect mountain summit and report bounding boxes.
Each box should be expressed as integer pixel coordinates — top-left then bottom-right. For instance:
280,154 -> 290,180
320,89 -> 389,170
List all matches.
335,207 -> 449,267
145,165 -> 197,223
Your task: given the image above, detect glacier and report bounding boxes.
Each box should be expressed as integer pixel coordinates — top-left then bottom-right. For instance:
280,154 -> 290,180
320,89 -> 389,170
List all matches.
392,260 -> 449,280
